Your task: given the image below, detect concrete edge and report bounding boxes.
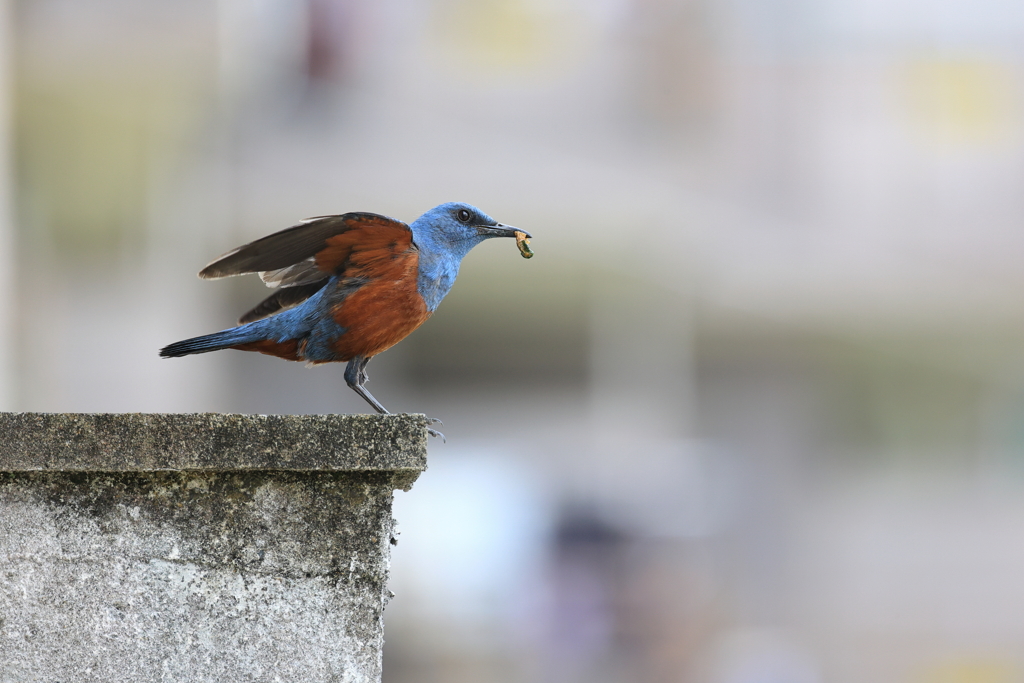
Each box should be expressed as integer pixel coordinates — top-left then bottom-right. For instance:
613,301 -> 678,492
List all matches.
0,412 -> 429,479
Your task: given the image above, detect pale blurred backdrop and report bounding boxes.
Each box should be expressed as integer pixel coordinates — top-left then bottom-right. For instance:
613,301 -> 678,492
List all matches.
2,0 -> 1024,681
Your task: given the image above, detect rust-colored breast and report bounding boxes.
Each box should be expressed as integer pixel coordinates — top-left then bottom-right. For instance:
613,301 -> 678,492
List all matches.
329,246 -> 430,360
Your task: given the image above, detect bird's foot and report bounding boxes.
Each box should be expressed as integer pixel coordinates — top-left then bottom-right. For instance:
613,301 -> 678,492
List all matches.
424,416 -> 445,441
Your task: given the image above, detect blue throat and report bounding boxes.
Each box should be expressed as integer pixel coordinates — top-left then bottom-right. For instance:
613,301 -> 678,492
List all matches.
411,225 -> 483,312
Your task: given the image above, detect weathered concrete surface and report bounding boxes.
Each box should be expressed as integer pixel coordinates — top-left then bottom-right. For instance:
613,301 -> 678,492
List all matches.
0,413 -> 429,683
0,413 -> 427,483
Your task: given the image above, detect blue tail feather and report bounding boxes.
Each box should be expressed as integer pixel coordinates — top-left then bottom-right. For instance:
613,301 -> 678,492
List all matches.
159,324 -> 266,358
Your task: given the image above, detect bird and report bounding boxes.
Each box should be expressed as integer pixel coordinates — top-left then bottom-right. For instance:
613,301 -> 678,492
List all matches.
160,202 -> 530,436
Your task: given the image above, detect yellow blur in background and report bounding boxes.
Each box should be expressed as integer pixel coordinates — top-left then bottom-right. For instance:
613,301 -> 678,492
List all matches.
2,0 -> 1024,681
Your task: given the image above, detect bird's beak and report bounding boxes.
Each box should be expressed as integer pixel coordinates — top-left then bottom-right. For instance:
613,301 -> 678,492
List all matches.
476,223 -> 529,239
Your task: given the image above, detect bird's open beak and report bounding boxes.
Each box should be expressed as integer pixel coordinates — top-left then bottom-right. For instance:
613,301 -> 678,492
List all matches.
476,223 -> 529,239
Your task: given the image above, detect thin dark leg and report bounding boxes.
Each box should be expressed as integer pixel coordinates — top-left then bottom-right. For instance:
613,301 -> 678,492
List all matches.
344,356 -> 444,440
344,356 -> 389,414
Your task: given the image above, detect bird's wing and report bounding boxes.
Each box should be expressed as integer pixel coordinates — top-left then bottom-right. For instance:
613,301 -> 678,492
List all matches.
200,212 -> 415,323
199,213 -> 412,282
237,282 -> 328,324
257,259 -> 325,287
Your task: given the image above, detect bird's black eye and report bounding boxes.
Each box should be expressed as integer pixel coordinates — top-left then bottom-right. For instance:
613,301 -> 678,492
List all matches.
457,209 -> 472,223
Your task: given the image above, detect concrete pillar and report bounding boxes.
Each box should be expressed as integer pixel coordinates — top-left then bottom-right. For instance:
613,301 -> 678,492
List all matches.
0,412 -> 427,683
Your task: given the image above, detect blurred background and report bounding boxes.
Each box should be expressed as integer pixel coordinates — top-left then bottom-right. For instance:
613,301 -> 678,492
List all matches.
2,0 -> 1024,680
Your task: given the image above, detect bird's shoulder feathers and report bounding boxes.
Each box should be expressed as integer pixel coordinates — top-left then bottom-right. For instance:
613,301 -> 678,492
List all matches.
200,212 -> 412,280
198,212 -> 414,323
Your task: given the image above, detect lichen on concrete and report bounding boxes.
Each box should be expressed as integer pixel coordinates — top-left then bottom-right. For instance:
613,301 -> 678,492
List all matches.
0,413 -> 428,683
0,412 -> 428,487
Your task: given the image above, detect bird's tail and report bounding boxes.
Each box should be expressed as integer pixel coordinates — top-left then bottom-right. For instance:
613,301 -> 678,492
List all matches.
159,325 -> 265,358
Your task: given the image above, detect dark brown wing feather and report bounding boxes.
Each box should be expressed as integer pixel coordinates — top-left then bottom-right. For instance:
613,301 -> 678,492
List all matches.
237,282 -> 328,324
198,212 -> 410,280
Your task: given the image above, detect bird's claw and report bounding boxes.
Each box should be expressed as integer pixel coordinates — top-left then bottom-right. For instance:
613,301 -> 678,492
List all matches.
426,416 -> 445,442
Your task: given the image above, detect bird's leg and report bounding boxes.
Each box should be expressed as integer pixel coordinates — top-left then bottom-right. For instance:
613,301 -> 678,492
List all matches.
344,356 -> 389,414
344,356 -> 445,440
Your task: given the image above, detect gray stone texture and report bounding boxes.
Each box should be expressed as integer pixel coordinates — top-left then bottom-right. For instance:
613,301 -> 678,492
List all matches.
0,413 -> 429,683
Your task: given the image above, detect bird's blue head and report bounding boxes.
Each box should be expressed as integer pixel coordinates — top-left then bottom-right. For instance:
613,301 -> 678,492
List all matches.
410,202 -> 524,260
410,202 -> 529,311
